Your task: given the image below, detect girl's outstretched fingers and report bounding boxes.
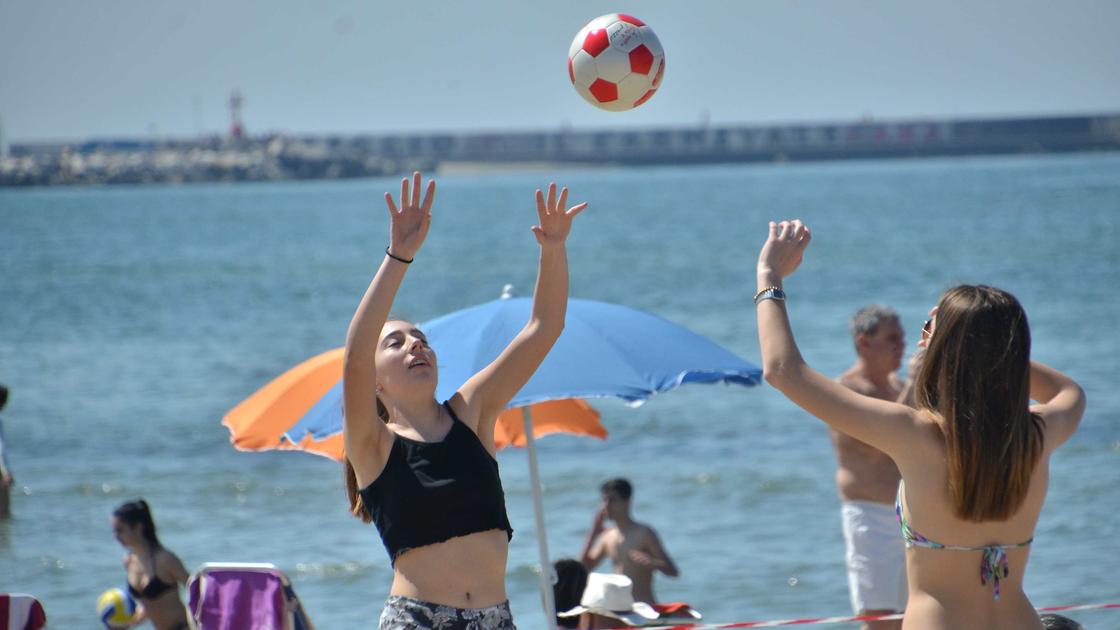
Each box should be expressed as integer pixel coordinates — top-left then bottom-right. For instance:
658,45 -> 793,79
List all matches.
385,171 -> 436,260
531,182 -> 587,245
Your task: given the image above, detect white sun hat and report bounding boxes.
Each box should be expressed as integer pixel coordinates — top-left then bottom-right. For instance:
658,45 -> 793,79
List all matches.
557,572 -> 660,626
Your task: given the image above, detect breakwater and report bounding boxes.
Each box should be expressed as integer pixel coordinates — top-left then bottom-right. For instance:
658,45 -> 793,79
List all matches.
3,113 -> 1118,186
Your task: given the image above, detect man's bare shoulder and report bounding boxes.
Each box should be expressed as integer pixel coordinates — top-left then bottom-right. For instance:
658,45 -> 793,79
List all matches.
836,370 -> 876,396
628,521 -> 660,542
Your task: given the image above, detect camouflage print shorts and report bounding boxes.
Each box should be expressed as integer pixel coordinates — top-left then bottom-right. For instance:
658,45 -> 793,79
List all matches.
379,595 -> 517,630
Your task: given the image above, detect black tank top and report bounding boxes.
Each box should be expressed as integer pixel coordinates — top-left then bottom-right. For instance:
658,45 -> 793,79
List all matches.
358,402 -> 514,564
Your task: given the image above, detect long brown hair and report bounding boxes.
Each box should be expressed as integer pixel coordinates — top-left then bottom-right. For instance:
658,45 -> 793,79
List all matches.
344,396 -> 390,523
915,285 -> 1044,522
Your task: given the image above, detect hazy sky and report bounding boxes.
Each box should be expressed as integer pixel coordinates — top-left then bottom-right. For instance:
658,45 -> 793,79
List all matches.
2,0 -> 1119,142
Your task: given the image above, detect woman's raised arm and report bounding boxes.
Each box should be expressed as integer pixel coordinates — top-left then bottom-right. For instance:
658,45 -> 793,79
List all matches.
452,183 -> 587,450
343,172 -> 435,486
755,220 -> 926,458
1029,360 -> 1086,451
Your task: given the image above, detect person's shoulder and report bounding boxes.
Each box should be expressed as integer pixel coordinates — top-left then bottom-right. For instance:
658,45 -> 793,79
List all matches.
642,524 -> 663,544
601,525 -> 622,543
155,545 -> 186,566
630,521 -> 659,539
836,371 -> 874,396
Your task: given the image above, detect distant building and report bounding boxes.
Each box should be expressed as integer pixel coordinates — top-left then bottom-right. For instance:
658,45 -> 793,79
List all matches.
229,90 -> 245,140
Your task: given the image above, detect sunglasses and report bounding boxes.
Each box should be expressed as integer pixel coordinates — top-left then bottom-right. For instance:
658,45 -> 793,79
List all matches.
922,317 -> 935,338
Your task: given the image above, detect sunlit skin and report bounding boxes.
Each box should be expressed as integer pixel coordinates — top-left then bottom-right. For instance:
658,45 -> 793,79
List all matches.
834,318 -> 908,503
756,219 -> 1086,630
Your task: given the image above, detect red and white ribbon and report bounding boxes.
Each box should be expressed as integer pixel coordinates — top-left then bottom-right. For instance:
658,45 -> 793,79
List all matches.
647,602 -> 1120,629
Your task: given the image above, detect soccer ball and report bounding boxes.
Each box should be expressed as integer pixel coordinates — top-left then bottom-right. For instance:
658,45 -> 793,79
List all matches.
567,14 -> 665,112
96,587 -> 137,629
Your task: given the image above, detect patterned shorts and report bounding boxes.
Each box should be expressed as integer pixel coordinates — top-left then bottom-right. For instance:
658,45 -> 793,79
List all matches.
379,595 -> 517,630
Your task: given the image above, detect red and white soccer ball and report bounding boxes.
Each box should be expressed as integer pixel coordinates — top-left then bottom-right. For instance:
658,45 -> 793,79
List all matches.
567,14 -> 665,112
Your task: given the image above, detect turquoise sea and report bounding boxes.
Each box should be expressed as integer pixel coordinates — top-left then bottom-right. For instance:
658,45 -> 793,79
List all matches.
1,153 -> 1118,628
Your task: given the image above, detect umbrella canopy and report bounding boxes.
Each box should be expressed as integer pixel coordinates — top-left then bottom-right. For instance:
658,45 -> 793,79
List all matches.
222,348 -> 607,460
425,297 -> 762,406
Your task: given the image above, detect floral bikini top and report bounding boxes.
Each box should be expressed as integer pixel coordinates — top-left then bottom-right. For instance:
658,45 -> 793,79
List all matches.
895,482 -> 1033,600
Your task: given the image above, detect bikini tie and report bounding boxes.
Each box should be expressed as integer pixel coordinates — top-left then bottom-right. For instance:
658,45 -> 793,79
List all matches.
980,545 -> 1010,600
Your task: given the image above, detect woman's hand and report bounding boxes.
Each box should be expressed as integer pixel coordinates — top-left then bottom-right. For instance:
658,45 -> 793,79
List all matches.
757,219 -> 811,281
532,182 -> 588,246
384,171 -> 436,261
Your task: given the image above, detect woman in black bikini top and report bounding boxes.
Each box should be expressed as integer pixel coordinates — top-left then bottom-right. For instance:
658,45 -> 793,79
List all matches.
112,499 -> 191,630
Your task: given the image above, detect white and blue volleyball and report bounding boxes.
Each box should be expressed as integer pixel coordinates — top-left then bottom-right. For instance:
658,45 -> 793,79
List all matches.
96,586 -> 137,629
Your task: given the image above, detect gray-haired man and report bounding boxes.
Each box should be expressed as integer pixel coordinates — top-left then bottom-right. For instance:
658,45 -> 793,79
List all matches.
833,305 -> 910,630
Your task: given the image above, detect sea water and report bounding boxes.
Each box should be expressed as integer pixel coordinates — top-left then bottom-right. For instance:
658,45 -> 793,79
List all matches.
1,152 -> 1118,628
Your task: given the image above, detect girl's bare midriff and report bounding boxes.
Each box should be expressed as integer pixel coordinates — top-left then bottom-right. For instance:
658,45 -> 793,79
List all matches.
390,529 -> 509,608
139,589 -> 190,630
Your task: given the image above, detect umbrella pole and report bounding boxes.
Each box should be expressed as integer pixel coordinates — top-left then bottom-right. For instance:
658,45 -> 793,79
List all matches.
522,407 -> 557,630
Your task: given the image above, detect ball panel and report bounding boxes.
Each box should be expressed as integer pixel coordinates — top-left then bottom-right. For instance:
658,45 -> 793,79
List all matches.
593,46 -> 632,82
633,88 -> 657,108
617,14 -> 645,27
568,25 -> 591,59
606,21 -> 643,53
582,28 -> 610,57
588,78 -> 619,103
652,58 -> 665,87
573,83 -> 598,107
567,58 -> 574,84
637,26 -> 664,57
596,98 -> 634,112
629,45 -> 654,75
615,73 -> 652,103
570,50 -> 599,88
587,14 -> 620,31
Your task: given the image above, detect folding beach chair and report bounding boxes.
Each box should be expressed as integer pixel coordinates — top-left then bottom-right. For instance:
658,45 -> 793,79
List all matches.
187,563 -> 315,630
0,593 -> 47,630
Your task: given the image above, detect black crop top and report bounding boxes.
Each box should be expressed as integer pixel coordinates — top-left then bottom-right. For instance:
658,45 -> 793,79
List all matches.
358,402 -> 514,564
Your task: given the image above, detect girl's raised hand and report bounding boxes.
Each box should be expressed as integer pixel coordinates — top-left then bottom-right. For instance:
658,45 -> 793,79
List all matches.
384,171 -> 436,261
757,219 -> 811,280
532,182 -> 588,246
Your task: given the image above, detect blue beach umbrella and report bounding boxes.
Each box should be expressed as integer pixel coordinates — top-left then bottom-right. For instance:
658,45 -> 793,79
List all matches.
281,295 -> 761,443
229,291 -> 762,628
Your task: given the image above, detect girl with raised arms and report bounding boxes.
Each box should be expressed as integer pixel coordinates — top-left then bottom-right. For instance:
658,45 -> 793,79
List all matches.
343,172 -> 587,629
754,220 -> 1085,629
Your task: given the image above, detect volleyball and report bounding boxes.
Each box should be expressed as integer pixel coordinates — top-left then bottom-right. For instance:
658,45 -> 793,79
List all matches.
96,587 -> 137,629
568,14 -> 665,112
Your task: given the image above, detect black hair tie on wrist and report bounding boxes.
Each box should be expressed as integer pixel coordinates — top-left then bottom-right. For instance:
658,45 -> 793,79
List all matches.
385,246 -> 413,264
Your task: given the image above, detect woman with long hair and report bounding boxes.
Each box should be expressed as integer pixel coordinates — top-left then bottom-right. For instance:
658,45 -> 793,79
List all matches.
754,220 -> 1085,629
343,172 -> 587,629
111,499 -> 190,630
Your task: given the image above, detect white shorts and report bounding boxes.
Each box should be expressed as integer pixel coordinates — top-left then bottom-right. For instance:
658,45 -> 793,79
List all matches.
840,500 -> 907,613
